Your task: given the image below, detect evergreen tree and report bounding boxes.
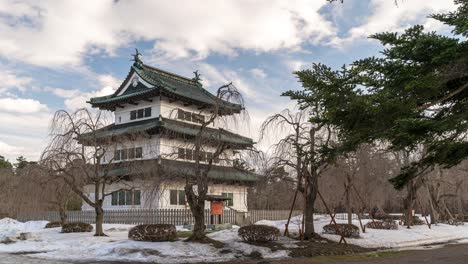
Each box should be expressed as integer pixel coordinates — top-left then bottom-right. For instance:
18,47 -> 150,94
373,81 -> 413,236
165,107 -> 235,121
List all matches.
0,155 -> 12,169
284,1 -> 468,189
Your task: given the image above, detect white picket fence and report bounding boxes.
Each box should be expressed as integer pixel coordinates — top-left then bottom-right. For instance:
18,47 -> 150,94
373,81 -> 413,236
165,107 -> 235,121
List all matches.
17,209 -> 303,225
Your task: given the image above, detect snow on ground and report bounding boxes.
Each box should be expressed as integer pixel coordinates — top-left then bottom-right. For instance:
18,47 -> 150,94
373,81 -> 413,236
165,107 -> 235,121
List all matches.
0,219 -> 288,263
0,216 -> 468,263
257,215 -> 468,248
0,218 -> 48,242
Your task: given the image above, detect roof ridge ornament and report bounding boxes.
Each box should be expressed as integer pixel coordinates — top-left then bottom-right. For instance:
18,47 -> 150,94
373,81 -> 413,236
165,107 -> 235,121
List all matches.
131,48 -> 143,67
192,70 -> 202,83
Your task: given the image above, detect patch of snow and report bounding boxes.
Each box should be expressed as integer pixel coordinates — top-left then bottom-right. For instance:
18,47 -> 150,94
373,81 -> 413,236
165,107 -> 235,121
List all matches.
0,218 -> 47,243
0,219 -> 289,263
255,215 -> 468,249
1,216 -> 468,263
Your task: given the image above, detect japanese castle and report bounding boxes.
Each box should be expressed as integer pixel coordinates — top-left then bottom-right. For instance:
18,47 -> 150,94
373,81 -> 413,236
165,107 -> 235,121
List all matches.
80,52 -> 257,212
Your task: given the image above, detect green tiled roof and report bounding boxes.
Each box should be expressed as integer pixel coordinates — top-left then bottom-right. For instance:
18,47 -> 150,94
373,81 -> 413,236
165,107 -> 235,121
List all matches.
88,62 -> 242,113
107,159 -> 260,183
78,117 -> 254,147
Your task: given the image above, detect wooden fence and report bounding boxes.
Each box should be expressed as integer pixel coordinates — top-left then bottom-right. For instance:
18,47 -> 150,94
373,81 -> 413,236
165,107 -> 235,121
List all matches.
250,210 -> 302,223
17,209 -> 303,225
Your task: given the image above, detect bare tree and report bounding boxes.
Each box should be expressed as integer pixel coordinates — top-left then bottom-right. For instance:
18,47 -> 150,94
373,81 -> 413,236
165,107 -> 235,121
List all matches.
162,83 -> 252,242
260,108 -> 335,239
41,108 -> 128,236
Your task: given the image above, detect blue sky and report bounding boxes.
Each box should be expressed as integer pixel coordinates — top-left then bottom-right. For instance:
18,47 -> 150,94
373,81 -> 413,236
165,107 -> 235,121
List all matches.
0,0 -> 457,161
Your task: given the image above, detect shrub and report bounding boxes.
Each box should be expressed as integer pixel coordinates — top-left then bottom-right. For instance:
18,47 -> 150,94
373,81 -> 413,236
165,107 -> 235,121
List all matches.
403,216 -> 425,226
322,224 -> 360,238
443,219 -> 464,226
365,220 -> 398,230
128,224 -> 177,242
45,221 -> 62,228
61,222 -> 93,233
238,225 -> 280,242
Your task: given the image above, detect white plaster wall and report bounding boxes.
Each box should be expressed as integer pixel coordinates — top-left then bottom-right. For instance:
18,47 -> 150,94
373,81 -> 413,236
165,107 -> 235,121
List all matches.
82,180 -> 159,210
102,136 -> 160,163
114,98 -> 161,125
82,181 -> 249,211
159,137 -> 235,166
160,97 -> 216,128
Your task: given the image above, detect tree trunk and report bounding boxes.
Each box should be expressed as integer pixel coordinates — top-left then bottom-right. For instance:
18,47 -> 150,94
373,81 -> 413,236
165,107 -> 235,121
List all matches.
94,203 -> 106,236
190,200 -> 206,240
59,205 -> 67,224
404,182 -> 415,228
346,173 -> 352,225
185,183 -> 207,241
304,174 -> 318,239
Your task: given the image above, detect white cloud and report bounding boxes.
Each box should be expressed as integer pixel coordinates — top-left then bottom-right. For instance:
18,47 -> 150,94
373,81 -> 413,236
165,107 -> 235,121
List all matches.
45,87 -> 80,98
0,0 -> 336,67
0,97 -> 48,113
199,63 -> 262,101
284,59 -> 308,72
62,74 -> 118,111
331,0 -> 458,46
97,74 -> 120,90
0,70 -> 32,94
43,74 -> 119,110
250,68 -> 267,79
0,138 -> 43,162
0,110 -> 51,161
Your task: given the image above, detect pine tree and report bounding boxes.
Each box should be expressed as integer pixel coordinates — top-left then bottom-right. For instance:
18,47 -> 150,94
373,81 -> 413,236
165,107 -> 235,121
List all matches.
284,1 -> 468,189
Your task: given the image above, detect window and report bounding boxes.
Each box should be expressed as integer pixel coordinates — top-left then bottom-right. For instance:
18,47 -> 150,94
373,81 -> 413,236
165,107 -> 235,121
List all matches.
137,109 -> 144,118
178,190 -> 186,205
128,148 -> 135,159
121,149 -> 128,160
130,107 -> 151,121
199,151 -> 206,162
114,147 -> 143,161
222,193 -> 234,207
134,190 -> 141,205
178,148 -> 185,159
135,147 -> 143,158
177,109 -> 184,119
176,148 -> 218,163
192,113 -> 205,124
111,190 -> 141,206
118,191 -> 125,205
177,109 -> 205,124
170,190 -> 186,205
144,107 -> 152,117
185,149 -> 193,160
125,190 -> 133,205
206,153 -> 213,162
118,116 -> 122,123
170,190 -> 178,205
184,111 -> 192,121
114,150 -> 121,161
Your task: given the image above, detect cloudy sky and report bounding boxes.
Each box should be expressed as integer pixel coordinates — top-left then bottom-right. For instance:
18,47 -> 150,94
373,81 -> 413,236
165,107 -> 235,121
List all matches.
0,0 -> 457,162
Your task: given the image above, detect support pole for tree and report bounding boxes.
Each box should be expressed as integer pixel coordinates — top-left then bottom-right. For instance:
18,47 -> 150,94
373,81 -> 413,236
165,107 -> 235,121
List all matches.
300,177 -> 308,241
317,190 -> 347,245
284,186 -> 300,236
417,197 -> 431,229
354,207 -> 366,233
407,184 -> 413,229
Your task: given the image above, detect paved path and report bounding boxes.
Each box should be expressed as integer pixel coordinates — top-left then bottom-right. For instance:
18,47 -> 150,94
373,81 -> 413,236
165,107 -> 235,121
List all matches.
232,243 -> 468,264
0,254 -> 71,264
2,243 -> 468,264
